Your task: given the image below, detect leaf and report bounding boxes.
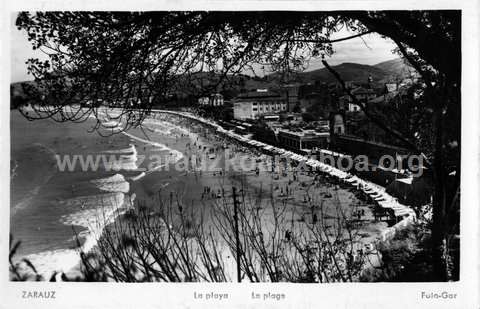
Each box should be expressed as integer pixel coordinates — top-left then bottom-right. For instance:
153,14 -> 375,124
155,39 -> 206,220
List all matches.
22,258 -> 38,274
61,273 -> 69,281
50,272 -> 57,282
9,241 -> 21,260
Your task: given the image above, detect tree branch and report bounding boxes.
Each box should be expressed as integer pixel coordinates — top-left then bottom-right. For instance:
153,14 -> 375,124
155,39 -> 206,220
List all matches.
392,39 -> 434,90
321,59 -> 421,154
292,31 -> 373,44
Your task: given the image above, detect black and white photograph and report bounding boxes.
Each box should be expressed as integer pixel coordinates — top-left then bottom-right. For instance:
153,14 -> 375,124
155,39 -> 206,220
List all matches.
1,2 -> 479,308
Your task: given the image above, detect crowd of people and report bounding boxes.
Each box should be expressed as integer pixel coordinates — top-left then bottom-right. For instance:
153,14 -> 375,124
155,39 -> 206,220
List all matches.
142,112 -> 376,229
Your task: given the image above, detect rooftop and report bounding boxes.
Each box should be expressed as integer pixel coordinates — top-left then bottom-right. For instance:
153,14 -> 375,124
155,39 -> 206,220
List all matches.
236,89 -> 283,100
278,128 -> 330,138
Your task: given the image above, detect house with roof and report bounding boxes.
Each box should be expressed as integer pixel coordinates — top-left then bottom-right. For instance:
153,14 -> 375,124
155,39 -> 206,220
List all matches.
198,93 -> 224,106
339,86 -> 377,112
277,128 -> 330,151
232,89 -> 287,120
384,83 -> 398,93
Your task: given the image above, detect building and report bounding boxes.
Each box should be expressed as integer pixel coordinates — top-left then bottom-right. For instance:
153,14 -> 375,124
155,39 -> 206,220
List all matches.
338,95 -> 351,111
277,129 -> 330,151
339,87 -> 377,112
331,113 -> 345,135
331,80 -> 357,92
198,97 -> 209,105
233,89 -> 287,120
316,119 -> 330,132
384,83 -> 398,93
198,93 -> 224,106
260,114 -> 281,123
280,84 -> 301,112
368,91 -> 398,105
280,112 -> 303,124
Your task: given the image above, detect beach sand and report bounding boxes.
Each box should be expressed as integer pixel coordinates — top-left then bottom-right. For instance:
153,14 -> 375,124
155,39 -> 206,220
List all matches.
10,110 -> 386,280
103,113 -> 387,280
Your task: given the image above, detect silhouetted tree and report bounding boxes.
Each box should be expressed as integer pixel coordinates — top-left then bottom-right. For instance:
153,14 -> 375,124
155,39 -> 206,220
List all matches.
17,11 -> 460,280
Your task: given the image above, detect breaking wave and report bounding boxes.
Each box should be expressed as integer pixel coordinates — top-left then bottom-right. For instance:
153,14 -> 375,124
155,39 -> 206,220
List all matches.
122,131 -> 184,164
91,174 -> 130,193
20,145 -> 136,277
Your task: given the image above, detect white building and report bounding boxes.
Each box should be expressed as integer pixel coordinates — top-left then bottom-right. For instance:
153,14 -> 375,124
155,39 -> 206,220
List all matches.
233,90 -> 287,120
198,93 -> 224,106
332,114 -> 345,134
339,87 -> 377,112
210,93 -> 224,106
198,97 -> 209,105
233,101 -> 288,120
277,129 -> 330,151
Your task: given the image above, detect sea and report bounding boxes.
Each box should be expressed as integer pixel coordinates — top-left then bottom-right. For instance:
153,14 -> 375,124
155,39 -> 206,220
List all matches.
9,110 -> 187,278
10,109 -> 380,279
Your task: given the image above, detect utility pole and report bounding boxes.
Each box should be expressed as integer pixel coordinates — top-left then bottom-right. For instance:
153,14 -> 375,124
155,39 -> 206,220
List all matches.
232,186 -> 242,283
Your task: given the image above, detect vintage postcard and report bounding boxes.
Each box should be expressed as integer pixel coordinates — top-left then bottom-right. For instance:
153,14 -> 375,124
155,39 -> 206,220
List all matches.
1,1 -> 479,308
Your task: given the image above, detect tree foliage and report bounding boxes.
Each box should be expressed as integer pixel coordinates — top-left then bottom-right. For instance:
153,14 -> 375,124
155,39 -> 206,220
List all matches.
16,11 -> 460,147
17,12 -> 341,131
16,10 -> 461,281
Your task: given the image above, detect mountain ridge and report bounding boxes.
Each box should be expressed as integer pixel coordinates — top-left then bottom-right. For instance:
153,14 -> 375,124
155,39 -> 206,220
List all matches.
290,58 -> 412,84
11,58 -> 413,96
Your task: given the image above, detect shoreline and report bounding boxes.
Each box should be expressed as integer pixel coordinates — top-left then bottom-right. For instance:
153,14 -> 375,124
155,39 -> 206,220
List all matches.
154,110 -> 418,242
12,109 -> 418,281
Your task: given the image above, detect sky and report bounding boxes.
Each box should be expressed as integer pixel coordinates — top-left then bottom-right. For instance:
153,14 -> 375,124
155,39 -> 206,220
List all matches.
10,14 -> 399,83
307,30 -> 398,69
11,15 -> 48,83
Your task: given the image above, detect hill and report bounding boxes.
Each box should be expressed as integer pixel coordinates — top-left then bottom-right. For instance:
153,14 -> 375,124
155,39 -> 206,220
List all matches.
11,58 -> 415,103
10,81 -> 37,109
297,62 -> 388,84
373,58 -> 413,79
265,58 -> 412,85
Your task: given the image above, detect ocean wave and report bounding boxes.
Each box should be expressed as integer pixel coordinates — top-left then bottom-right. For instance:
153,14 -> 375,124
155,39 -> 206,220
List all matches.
24,191 -> 136,278
100,144 -> 139,171
143,118 -> 193,137
122,131 -> 184,164
59,193 -> 125,250
101,120 -> 122,132
22,248 -> 85,279
102,143 -> 136,154
129,172 -> 146,181
11,194 -> 34,215
90,174 -> 130,193
111,157 -> 138,171
99,115 -> 185,166
58,192 -> 124,209
25,169 -> 136,278
20,192 -> 133,279
128,161 -> 168,182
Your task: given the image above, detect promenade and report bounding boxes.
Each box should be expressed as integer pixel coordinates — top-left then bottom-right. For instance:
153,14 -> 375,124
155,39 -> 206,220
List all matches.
155,110 -> 417,242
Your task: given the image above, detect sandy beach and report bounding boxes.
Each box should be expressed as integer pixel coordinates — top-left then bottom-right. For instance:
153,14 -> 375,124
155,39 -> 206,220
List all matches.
104,112 -> 388,280
10,110 -> 387,280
